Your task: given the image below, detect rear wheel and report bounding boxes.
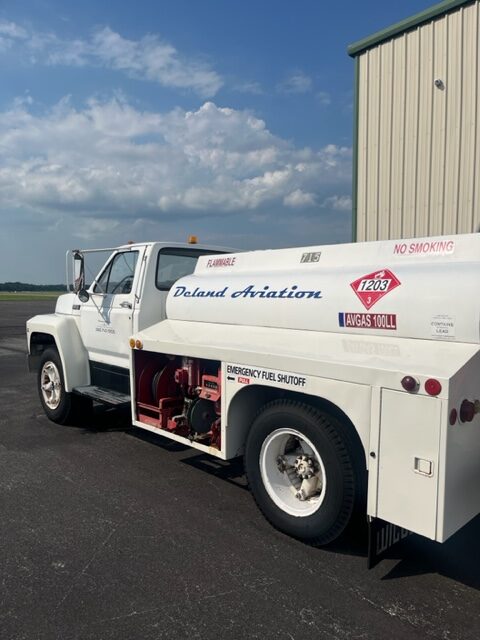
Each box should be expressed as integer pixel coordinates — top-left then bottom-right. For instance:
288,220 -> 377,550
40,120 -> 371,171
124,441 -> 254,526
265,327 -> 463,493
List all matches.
245,400 -> 359,545
38,348 -> 91,425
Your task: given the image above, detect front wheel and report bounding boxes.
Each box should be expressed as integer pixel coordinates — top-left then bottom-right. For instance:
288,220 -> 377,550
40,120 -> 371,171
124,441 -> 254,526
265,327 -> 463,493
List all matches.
245,400 -> 359,545
37,348 -> 78,424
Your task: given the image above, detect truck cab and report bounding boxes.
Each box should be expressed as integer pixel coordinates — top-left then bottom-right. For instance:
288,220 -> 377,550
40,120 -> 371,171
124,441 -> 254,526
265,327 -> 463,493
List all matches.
27,239 -> 231,421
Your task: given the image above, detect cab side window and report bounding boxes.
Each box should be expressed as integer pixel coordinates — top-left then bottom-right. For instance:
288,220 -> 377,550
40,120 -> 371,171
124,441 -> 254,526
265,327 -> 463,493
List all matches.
94,251 -> 138,294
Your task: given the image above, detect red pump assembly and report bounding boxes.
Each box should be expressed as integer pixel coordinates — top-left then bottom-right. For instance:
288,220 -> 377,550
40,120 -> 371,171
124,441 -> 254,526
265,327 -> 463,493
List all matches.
135,351 -> 222,449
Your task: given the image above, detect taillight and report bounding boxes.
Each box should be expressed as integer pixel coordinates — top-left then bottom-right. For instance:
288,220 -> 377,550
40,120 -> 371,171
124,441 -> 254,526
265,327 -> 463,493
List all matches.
425,378 -> 442,396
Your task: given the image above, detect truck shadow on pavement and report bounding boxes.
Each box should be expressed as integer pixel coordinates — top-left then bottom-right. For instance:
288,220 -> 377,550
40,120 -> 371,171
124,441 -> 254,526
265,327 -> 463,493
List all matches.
379,516 -> 480,589
131,426 -> 249,490
182,449 -> 480,590
77,404 -> 134,432
322,511 -> 480,589
78,407 -> 480,591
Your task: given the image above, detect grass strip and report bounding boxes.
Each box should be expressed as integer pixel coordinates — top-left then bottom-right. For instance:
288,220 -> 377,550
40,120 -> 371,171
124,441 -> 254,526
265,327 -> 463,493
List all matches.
0,292 -> 61,301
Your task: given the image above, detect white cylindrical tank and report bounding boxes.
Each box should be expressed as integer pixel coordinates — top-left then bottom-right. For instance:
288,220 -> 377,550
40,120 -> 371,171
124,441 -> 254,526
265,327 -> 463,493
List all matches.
166,234 -> 480,344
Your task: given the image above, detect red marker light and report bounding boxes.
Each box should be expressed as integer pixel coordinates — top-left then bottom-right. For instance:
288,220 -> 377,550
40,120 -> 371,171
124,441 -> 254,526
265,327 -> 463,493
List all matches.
460,399 -> 475,423
425,378 -> 442,396
401,376 -> 418,392
449,408 -> 457,426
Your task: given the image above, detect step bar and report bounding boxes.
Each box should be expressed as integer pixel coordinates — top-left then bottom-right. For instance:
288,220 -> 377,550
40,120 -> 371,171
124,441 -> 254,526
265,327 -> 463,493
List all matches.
73,385 -> 131,407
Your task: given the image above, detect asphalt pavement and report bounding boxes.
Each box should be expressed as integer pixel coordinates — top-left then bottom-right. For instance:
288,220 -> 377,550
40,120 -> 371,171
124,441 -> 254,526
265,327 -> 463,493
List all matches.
1,300 -> 480,640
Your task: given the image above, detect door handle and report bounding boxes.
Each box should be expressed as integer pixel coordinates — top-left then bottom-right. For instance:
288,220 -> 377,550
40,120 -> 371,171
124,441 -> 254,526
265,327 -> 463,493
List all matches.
120,301 -> 132,309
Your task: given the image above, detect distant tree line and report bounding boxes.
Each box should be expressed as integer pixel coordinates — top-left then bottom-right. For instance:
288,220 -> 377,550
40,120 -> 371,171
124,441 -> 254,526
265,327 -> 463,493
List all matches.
0,282 -> 66,292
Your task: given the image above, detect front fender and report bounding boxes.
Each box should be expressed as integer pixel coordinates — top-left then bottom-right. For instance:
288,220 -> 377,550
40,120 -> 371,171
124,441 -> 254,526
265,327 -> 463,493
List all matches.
27,314 -> 90,392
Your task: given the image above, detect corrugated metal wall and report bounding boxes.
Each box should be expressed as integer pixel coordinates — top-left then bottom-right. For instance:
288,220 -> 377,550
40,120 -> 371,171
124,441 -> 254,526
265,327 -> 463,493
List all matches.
356,1 -> 480,241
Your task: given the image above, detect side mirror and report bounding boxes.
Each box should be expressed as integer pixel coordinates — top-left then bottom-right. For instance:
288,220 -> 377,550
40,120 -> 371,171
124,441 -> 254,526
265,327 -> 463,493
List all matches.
78,289 -> 90,303
73,251 -> 85,293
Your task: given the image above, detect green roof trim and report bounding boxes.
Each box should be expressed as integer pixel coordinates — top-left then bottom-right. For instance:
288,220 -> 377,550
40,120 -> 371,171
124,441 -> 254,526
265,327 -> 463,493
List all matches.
351,57 -> 359,242
348,0 -> 474,56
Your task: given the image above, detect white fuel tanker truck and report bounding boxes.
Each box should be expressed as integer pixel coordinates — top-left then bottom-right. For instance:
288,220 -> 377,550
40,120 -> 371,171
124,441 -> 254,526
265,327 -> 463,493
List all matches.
27,233 -> 480,565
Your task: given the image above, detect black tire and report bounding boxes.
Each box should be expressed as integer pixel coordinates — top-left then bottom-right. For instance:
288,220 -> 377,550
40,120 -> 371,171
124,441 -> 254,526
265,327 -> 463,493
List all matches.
245,400 -> 359,546
37,348 -> 88,425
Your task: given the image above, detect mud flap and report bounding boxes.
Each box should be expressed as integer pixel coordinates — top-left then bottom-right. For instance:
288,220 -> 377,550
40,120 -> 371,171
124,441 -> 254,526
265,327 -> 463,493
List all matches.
367,517 -> 411,569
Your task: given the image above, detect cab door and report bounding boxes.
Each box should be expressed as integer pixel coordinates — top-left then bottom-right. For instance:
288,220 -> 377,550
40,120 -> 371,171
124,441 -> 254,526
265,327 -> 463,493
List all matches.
79,247 -> 145,368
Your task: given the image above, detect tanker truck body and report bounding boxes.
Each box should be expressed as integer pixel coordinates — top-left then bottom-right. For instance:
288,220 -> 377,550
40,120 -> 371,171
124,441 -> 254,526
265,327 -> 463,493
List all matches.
27,233 -> 480,565
129,233 -> 480,562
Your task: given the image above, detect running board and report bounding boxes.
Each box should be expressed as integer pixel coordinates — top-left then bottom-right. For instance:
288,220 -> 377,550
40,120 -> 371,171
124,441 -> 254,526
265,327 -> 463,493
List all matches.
73,385 -> 131,407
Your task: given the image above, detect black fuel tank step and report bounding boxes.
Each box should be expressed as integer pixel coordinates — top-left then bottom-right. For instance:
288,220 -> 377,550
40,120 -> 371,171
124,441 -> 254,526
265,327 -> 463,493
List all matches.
73,385 -> 131,406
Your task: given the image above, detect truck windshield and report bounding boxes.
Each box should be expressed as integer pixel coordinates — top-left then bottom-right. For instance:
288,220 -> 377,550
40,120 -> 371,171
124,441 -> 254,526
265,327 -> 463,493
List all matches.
156,248 -> 222,291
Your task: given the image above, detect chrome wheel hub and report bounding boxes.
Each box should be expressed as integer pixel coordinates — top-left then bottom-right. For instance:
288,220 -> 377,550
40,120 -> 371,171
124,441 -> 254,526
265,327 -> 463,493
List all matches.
40,361 -> 62,410
261,428 -> 326,517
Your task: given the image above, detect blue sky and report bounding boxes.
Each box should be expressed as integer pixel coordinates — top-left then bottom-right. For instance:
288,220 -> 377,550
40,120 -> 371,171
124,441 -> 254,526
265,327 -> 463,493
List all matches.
0,0 -> 433,282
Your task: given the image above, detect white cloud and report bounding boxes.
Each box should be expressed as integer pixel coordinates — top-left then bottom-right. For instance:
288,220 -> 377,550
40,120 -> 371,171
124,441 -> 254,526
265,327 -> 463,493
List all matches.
92,27 -> 222,97
234,81 -> 264,95
0,97 -> 351,222
317,91 -> 331,106
0,20 -> 27,39
1,22 -> 222,97
0,19 -> 27,51
277,71 -> 312,94
283,189 -> 316,208
72,218 -> 121,240
0,38 -> 12,52
321,195 -> 352,211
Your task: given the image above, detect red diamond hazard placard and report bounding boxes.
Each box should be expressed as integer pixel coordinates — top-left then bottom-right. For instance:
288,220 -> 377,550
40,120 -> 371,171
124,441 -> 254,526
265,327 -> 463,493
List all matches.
350,269 -> 401,310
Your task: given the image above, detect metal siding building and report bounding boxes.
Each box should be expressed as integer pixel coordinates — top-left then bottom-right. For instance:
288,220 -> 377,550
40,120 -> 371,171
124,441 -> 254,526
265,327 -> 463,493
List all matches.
349,0 -> 480,242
